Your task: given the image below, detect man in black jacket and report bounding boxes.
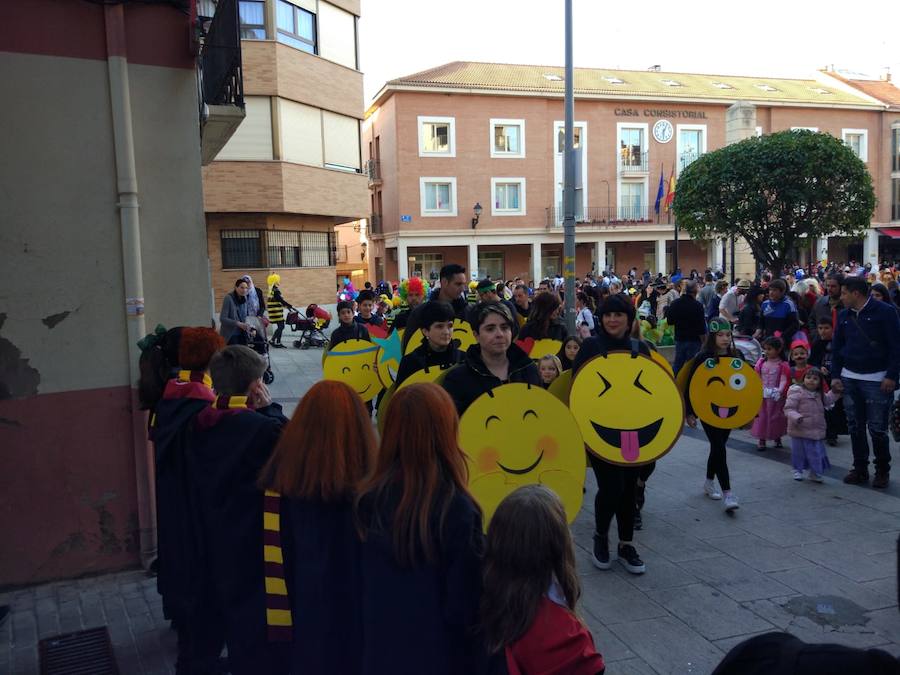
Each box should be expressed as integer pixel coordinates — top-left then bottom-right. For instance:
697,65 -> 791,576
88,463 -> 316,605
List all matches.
666,280 -> 707,375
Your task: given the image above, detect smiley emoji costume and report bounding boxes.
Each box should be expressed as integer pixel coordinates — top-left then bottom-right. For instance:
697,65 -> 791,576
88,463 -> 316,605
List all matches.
571,294 -> 660,573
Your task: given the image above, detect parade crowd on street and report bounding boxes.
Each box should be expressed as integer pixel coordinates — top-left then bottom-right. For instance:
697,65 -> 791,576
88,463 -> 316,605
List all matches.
136,258 -> 900,674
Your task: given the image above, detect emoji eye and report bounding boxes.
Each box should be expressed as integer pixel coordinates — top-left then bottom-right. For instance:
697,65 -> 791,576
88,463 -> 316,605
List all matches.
596,372 -> 612,397
704,358 -> 717,369
341,366 -> 351,374
633,370 -> 652,395
362,364 -> 370,371
523,409 -> 538,420
729,374 -> 747,390
485,415 -> 501,428
731,359 -> 743,370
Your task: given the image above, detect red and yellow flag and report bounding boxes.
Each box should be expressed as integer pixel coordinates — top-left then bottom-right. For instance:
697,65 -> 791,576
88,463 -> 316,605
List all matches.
663,164 -> 676,212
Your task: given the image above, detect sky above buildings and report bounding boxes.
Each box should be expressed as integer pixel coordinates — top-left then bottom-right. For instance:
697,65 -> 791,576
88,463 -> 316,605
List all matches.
358,0 -> 900,105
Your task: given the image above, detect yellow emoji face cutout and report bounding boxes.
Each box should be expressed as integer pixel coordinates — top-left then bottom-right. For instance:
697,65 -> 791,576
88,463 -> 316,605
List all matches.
688,357 -> 763,429
529,339 -> 564,361
404,319 -> 475,355
322,339 -> 383,402
570,351 -> 683,466
459,383 -> 585,527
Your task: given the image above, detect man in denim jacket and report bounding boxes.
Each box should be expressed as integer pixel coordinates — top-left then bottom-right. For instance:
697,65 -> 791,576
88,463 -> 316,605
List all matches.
831,276 -> 900,488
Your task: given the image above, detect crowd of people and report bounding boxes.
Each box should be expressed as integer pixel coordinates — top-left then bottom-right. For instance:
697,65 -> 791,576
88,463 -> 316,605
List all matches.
160,258 -> 900,673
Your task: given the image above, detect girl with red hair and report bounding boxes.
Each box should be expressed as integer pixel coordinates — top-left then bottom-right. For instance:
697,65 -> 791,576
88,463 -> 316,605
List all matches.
356,383 -> 484,675
258,380 -> 377,674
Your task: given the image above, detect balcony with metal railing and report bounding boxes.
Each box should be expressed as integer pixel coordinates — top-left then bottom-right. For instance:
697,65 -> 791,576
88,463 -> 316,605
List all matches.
198,0 -> 246,165
366,159 -> 382,187
546,205 -> 661,228
618,150 -> 649,174
335,244 -> 349,263
679,150 -> 704,172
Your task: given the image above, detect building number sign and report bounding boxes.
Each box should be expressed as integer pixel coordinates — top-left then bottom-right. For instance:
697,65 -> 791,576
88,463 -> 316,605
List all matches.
652,119 -> 674,144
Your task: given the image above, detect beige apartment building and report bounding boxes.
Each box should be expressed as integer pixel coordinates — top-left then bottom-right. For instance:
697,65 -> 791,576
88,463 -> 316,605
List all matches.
203,0 -> 368,307
365,62 -> 900,283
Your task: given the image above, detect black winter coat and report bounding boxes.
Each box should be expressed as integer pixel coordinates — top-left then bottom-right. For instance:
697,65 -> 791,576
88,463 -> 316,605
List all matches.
442,343 -> 541,415
357,488 -> 484,675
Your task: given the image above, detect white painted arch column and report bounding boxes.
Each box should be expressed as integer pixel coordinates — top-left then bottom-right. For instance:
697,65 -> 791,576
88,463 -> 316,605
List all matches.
655,238 -> 667,276
397,241 -> 409,280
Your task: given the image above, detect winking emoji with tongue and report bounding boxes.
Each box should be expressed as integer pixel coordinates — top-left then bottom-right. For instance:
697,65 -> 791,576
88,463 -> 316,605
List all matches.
570,351 -> 684,466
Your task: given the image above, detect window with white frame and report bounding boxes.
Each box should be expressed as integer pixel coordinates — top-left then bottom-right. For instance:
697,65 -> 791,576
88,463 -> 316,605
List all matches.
893,125 -> 900,172
491,177 -> 526,215
490,119 -> 525,157
842,129 -> 868,161
418,116 -> 455,156
556,126 -> 582,153
419,177 -> 457,216
677,125 -> 706,172
619,182 -> 646,220
478,251 -> 505,280
618,125 -> 646,169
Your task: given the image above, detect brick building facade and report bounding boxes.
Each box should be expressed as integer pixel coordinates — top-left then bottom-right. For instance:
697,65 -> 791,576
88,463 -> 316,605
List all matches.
365,62 -> 900,283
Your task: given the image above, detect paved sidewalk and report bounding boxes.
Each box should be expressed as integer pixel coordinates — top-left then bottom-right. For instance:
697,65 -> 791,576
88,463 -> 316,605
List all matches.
3,343 -> 898,674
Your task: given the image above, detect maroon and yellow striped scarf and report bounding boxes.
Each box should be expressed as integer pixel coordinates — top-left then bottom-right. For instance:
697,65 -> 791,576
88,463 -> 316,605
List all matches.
264,490 -> 293,641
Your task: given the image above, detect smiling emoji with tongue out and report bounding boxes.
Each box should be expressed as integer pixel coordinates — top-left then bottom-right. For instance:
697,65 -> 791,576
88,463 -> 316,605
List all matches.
688,357 -> 763,430
570,351 -> 683,466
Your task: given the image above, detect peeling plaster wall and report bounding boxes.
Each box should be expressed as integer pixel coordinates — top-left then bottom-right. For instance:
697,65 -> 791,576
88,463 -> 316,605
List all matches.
0,33 -> 212,584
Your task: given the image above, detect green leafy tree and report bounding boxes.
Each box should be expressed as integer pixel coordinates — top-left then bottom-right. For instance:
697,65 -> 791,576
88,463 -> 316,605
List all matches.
673,130 -> 875,273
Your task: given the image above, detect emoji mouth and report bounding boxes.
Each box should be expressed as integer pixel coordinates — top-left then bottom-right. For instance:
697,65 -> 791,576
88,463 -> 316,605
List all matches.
497,450 -> 544,475
357,384 -> 371,395
711,403 -> 738,419
591,419 -> 663,462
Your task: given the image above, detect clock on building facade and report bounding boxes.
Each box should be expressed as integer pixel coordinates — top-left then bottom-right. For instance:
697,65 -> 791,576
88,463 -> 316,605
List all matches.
653,119 -> 674,143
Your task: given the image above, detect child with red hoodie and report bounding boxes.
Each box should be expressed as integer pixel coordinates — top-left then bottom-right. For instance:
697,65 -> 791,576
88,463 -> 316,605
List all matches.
480,485 -> 605,675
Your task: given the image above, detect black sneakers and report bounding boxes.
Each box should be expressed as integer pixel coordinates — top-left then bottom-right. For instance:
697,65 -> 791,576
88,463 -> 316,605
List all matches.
618,544 -> 646,574
592,534 -> 614,570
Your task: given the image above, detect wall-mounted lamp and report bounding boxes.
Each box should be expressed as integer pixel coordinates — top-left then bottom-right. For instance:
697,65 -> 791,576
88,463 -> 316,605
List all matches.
471,202 -> 483,229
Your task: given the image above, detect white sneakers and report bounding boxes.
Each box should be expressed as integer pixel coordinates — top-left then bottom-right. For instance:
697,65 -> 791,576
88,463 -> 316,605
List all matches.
793,470 -> 804,481
704,479 -> 723,500
723,492 -> 740,511
705,480 -> 739,511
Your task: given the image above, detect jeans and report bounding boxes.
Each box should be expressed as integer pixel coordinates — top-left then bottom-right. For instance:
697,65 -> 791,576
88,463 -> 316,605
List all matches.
673,339 -> 702,376
842,377 -> 892,475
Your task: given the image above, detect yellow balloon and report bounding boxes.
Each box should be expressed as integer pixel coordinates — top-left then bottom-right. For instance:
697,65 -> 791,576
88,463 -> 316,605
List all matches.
570,351 -> 683,466
404,319 -> 476,355
688,357 -> 763,429
322,339 -> 383,402
459,383 -> 585,528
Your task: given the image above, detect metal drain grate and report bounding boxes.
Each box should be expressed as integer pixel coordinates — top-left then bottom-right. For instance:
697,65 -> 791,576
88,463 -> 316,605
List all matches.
39,626 -> 119,674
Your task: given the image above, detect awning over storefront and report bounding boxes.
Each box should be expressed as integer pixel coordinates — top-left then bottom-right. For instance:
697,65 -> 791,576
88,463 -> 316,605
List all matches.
878,228 -> 900,239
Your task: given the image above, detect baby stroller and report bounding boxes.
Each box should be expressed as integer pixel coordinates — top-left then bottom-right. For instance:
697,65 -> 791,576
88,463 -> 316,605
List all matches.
231,324 -> 275,384
288,304 -> 332,349
733,334 -> 762,364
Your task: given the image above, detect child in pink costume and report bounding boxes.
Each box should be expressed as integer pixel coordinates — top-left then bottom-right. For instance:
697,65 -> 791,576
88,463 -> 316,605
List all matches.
784,367 -> 840,481
752,336 -> 790,450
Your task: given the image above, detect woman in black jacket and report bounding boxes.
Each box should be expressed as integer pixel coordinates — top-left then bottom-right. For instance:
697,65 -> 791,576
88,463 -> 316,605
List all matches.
516,292 -> 568,342
572,294 -> 650,576
442,303 -> 541,415
356,383 -> 484,675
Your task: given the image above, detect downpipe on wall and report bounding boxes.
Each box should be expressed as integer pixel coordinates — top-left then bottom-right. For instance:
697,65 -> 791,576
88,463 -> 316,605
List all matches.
105,3 -> 157,569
